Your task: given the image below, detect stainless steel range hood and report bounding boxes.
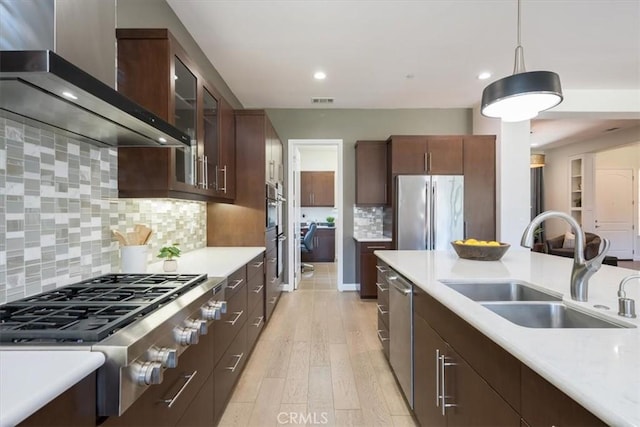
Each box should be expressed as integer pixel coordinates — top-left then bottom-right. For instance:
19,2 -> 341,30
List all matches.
0,50 -> 190,148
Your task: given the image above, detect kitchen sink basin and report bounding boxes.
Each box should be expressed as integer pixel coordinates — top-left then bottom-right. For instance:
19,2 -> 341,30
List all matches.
481,302 -> 635,329
441,280 -> 562,302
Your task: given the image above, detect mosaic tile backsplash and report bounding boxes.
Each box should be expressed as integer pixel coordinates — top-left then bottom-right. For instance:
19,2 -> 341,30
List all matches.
0,119 -> 206,304
354,206 -> 389,237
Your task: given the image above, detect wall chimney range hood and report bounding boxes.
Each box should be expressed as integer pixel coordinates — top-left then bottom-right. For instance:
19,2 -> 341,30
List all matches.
0,50 -> 191,148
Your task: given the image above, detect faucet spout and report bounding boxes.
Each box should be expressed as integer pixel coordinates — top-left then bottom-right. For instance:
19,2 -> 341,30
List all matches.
521,210 -> 609,302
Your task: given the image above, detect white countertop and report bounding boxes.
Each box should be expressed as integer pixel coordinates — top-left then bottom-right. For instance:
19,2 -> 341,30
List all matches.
352,234 -> 392,242
375,249 -> 640,427
0,350 -> 105,427
146,246 -> 266,277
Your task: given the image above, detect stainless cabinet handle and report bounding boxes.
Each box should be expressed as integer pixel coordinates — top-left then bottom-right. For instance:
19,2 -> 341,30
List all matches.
252,316 -> 264,328
440,354 -> 457,415
225,310 -> 243,326
376,304 -> 388,315
278,235 -> 287,241
428,152 -> 432,171
375,265 -> 389,273
269,257 -> 277,264
204,155 -> 209,189
270,276 -> 278,284
252,285 -> 264,293
424,152 -> 428,172
252,261 -> 264,268
269,296 -> 277,304
390,281 -> 412,296
214,165 -> 220,191
376,329 -> 389,342
160,371 -> 197,408
375,282 -> 388,292
193,155 -> 199,188
367,245 -> 388,249
220,165 -> 228,193
227,278 -> 244,290
225,353 -> 244,372
435,349 -> 441,407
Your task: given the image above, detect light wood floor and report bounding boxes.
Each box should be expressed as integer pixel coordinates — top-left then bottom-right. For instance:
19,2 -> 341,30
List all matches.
219,263 -> 416,426
618,260 -> 640,270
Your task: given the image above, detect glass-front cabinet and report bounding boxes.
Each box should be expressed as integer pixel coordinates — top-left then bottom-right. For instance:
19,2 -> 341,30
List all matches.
115,28 -> 235,202
173,57 -> 198,187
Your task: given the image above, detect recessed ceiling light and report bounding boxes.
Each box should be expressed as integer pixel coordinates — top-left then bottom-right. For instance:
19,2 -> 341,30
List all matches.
158,137 -> 167,143
406,74 -> 415,79
477,72 -> 492,80
62,91 -> 78,100
313,71 -> 326,80
531,143 -> 539,147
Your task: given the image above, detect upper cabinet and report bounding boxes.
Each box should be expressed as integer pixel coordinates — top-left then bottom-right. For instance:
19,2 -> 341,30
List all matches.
389,135 -> 463,175
463,136 -> 496,241
301,171 -> 335,207
355,140 -> 388,206
116,28 -> 235,201
265,120 -> 283,185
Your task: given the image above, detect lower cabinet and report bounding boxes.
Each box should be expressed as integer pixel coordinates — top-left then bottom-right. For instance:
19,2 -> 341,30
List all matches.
376,260 -> 390,359
214,323 -> 248,424
19,372 -> 97,427
393,272 -> 606,427
176,371 -> 215,426
357,241 -> 392,298
265,247 -> 280,321
301,227 -> 335,262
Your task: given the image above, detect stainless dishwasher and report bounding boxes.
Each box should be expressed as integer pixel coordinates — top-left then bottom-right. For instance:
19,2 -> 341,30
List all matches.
387,267 -> 413,409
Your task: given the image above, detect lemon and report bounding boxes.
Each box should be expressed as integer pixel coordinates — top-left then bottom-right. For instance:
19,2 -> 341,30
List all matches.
487,241 -> 500,246
454,240 -> 463,245
464,238 -> 479,245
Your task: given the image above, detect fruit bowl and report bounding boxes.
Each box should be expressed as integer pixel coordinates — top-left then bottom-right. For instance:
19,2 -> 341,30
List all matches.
450,240 -> 511,261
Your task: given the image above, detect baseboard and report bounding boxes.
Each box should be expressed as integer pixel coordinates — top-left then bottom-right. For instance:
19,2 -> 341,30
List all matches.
339,282 -> 359,292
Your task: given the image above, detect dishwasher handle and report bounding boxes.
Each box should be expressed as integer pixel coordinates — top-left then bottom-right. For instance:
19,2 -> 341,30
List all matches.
388,274 -> 412,296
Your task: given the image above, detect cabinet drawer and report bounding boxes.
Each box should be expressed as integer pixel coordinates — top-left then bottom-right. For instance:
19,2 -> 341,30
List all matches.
247,253 -> 265,281
376,295 -> 389,329
248,271 -> 265,315
103,332 -> 213,426
176,370 -> 214,427
246,300 -> 265,352
377,313 -> 390,360
226,265 -> 247,301
214,322 -> 247,422
214,279 -> 247,365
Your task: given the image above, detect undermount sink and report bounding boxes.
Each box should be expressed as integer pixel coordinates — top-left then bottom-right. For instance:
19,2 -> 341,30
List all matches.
481,302 -> 635,329
441,280 -> 562,302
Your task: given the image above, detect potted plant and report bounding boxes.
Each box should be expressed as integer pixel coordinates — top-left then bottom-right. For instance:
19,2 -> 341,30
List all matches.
326,216 -> 335,227
157,243 -> 181,272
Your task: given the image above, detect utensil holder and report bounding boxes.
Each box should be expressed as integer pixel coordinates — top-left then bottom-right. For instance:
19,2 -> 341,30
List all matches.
121,245 -> 148,273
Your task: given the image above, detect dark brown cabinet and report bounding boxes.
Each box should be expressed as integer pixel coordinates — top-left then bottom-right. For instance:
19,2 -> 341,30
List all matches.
376,261 -> 390,360
356,241 -> 392,298
266,119 -> 283,185
388,136 -> 463,175
19,373 -> 96,427
355,141 -> 388,205
463,136 -> 496,240
207,110 -> 283,248
301,227 -> 335,262
301,171 -> 335,207
116,28 -> 234,202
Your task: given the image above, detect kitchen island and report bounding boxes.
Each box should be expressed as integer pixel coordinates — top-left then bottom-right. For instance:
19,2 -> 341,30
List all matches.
375,249 -> 639,427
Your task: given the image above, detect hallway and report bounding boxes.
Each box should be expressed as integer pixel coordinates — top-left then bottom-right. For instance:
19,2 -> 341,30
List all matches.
219,263 -> 415,426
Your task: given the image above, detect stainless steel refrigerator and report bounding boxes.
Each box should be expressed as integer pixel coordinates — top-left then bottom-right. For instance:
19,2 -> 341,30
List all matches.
395,175 -> 464,250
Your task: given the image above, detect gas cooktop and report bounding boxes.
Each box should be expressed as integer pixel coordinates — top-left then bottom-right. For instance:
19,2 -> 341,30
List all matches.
0,273 -> 208,343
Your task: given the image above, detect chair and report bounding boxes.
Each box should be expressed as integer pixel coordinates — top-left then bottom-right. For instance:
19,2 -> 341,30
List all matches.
301,222 -> 318,272
546,232 -> 602,260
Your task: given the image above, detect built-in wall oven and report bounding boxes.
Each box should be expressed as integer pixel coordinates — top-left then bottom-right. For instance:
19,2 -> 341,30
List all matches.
267,183 -> 286,279
266,183 -> 278,230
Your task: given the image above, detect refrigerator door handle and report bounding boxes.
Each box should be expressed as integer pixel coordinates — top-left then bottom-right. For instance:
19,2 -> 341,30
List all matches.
425,183 -> 430,250
432,182 -> 437,249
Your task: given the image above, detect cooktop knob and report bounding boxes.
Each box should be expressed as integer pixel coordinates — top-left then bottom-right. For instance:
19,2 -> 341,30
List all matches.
149,347 -> 178,368
134,361 -> 163,386
208,300 -> 227,315
201,304 -> 221,320
185,318 -> 208,335
173,326 -> 199,346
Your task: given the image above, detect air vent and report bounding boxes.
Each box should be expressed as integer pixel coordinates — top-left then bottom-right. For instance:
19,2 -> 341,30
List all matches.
311,97 -> 334,104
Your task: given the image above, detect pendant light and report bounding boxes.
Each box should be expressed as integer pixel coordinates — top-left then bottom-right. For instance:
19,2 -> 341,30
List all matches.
530,154 -> 545,168
481,0 -> 563,122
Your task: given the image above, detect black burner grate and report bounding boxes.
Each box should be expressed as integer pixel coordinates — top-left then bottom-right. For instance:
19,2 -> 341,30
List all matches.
0,273 -> 208,343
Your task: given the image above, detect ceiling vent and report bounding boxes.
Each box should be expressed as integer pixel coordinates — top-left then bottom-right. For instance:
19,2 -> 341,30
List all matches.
311,97 -> 334,104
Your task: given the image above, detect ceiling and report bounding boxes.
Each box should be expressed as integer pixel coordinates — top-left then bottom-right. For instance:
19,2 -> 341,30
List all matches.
167,0 -> 640,148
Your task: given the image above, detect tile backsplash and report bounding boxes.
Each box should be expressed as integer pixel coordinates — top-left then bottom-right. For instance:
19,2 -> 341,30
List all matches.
0,119 -> 206,304
354,206 -> 388,237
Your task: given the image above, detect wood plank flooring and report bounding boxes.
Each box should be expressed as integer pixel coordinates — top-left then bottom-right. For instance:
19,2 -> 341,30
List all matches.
219,263 -> 416,426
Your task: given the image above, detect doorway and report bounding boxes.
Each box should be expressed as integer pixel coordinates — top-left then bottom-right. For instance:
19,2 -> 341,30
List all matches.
286,139 -> 344,291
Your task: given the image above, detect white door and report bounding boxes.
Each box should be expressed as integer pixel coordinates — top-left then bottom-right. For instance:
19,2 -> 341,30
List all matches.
293,148 -> 302,289
594,169 -> 634,259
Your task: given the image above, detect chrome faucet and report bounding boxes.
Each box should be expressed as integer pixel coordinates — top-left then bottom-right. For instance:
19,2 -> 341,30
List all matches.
521,210 -> 610,302
617,274 -> 639,318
